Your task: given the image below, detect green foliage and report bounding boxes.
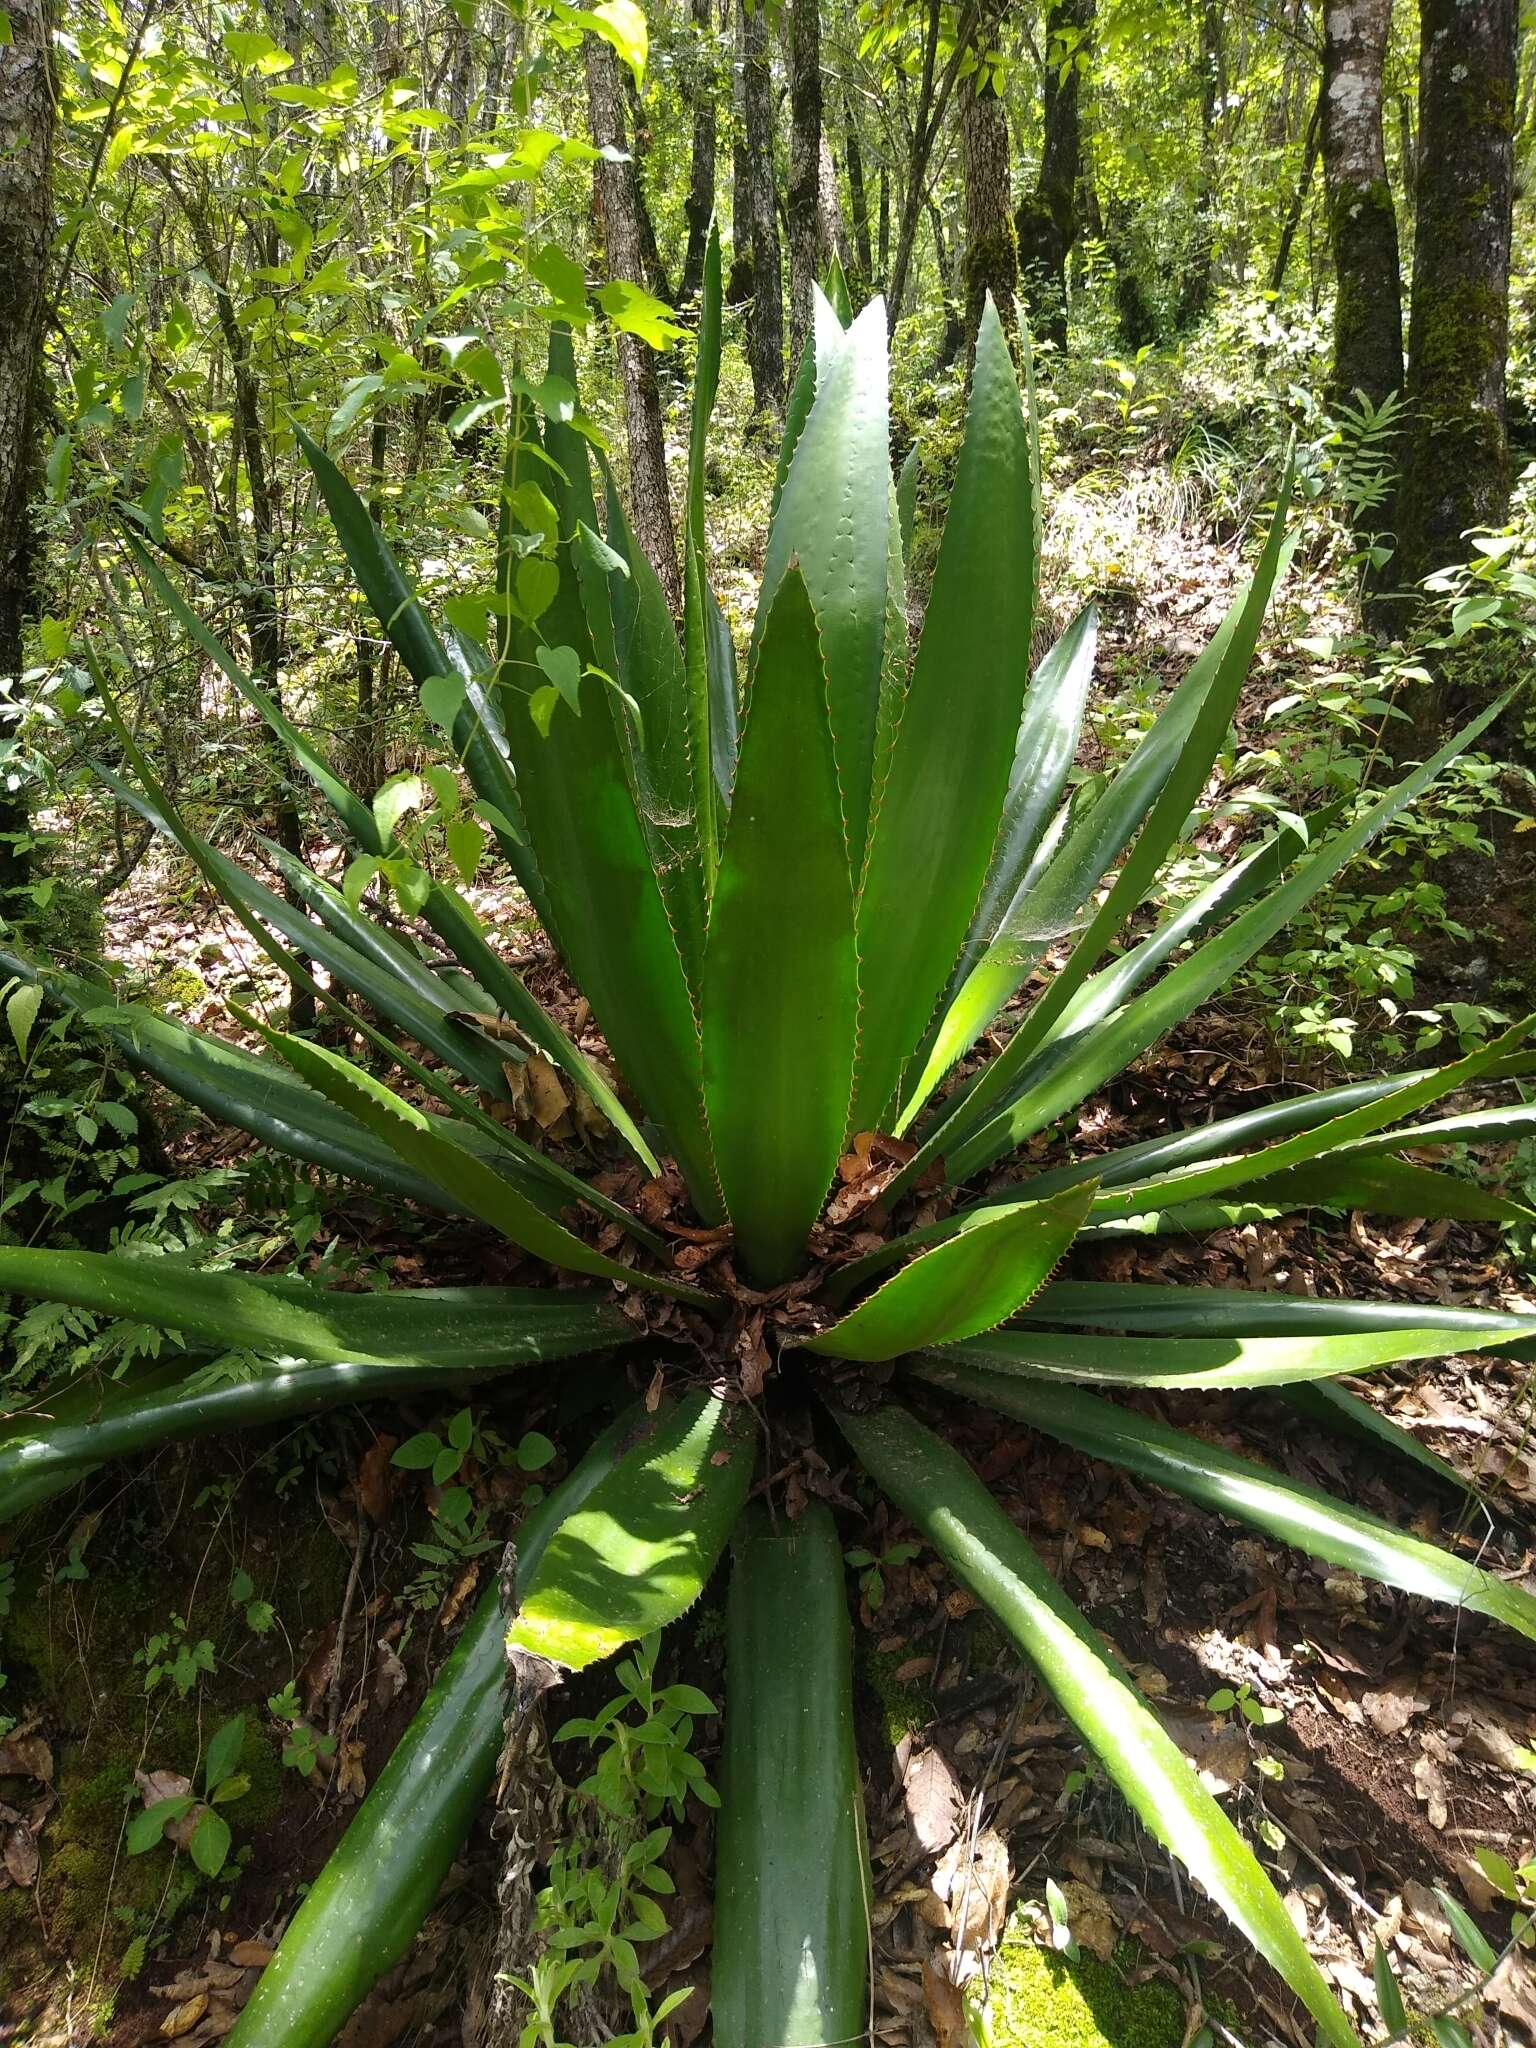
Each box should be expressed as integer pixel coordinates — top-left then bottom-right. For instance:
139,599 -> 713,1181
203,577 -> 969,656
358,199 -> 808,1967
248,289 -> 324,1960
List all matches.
10,292 -> 1536,2048
520,1646 -> 711,2048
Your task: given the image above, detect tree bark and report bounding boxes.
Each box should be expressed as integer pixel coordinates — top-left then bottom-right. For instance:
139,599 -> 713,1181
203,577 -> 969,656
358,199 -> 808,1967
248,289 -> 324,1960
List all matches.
740,0 -> 785,408
679,0 -> 718,305
844,90 -> 873,295
622,71 -> 673,304
787,0 -> 823,359
1015,0 -> 1089,351
959,1 -> 1017,359
585,33 -> 682,609
1320,0 -> 1402,409
1174,0 -> 1221,328
885,0 -> 983,330
1395,0 -> 1516,596
0,0 -> 54,920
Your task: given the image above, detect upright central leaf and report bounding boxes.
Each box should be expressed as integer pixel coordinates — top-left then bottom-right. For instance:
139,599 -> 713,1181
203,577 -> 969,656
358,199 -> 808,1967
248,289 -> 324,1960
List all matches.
753,298 -> 892,864
703,569 -> 859,1284
851,298 -> 1038,1134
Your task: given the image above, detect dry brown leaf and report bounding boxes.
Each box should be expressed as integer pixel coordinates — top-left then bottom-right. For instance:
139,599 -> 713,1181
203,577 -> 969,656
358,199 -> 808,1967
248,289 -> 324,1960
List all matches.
1412,1751 -> 1449,1830
3,1822 -> 39,1887
1361,1676 -> 1429,1738
336,1738 -> 368,1803
355,1437 -> 398,1523
162,1994 -> 209,2038
921,1954 -> 969,2048
374,1639 -> 407,1706
899,1741 -> 964,1855
931,1829 -> 1010,1952
1060,1878 -> 1118,1964
0,1734 -> 53,1783
227,1941 -> 273,1968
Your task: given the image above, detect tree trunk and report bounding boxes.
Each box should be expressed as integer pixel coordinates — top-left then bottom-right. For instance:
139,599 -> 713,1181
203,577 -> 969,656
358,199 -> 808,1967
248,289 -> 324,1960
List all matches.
1395,0 -> 1516,598
679,0 -> 718,305
959,2 -> 1017,359
1175,0 -> 1221,328
622,72 -> 673,304
740,0 -> 785,408
1015,0 -> 1088,351
885,0 -> 984,330
844,90 -> 873,295
0,0 -> 54,922
787,0 -> 822,359
1269,80 -> 1322,298
817,131 -> 848,276
585,32 -> 682,609
1321,0 -> 1402,409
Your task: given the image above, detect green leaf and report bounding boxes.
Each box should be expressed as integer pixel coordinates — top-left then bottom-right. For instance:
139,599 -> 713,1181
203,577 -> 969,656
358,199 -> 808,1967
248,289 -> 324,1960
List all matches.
1088,1014 -> 1536,1224
3,951 -> 602,1225
393,1432 -> 442,1471
702,568 -> 859,1283
127,1797 -> 192,1854
0,1247 -> 635,1378
603,472 -> 708,987
258,1024 -> 712,1305
853,300 -> 1038,1133
683,221 -> 727,885
190,1808 -> 232,1877
444,817 -> 485,885
407,878 -> 660,1175
5,981 -> 41,1060
510,1393 -> 754,1670
925,1369 -> 1536,1642
802,1184 -> 1095,1362
920,1320 -> 1525,1391
916,688 -> 1518,1187
754,298 -> 892,864
713,1506 -> 868,2048
835,1401 -> 1358,2048
1373,1939 -> 1407,2034
124,538 -> 381,855
594,279 -> 684,348
225,1420 -> 634,2048
1433,1887 -> 1498,1973
494,422 -> 720,1215
205,1716 -> 246,1793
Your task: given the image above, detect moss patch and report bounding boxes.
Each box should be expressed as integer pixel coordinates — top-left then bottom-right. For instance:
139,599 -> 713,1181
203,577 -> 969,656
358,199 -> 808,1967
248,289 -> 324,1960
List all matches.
859,1644 -> 934,1744
984,1938 -> 1184,2048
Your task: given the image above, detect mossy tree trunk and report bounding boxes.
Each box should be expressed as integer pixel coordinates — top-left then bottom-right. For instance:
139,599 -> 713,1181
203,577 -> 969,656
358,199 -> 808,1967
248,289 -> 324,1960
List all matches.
679,0 -> 718,306
1015,0 -> 1089,352
585,31 -> 682,610
959,0 -> 1017,363
740,0 -> 785,410
1320,0 -> 1402,413
787,0 -> 822,361
1395,0 -> 1517,607
0,0 -> 54,926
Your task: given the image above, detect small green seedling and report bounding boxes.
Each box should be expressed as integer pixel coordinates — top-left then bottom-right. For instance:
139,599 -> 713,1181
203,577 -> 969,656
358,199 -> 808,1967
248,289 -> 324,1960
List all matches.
126,1714 -> 247,1877
845,1540 -> 919,1612
1205,1680 -> 1284,1727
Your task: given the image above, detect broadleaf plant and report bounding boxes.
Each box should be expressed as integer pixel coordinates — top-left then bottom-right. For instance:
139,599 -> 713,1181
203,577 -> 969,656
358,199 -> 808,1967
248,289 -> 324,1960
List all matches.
6,266 -> 1536,2048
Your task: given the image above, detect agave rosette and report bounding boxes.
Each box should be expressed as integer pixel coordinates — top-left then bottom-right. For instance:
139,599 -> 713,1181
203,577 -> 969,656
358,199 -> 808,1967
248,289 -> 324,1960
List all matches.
4,239 -> 1534,2048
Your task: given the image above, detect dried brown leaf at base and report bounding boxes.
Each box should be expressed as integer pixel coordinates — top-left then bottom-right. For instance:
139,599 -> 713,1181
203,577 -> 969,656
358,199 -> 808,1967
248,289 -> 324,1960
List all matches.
896,1737 -> 964,1855
930,1828 -> 1010,1953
